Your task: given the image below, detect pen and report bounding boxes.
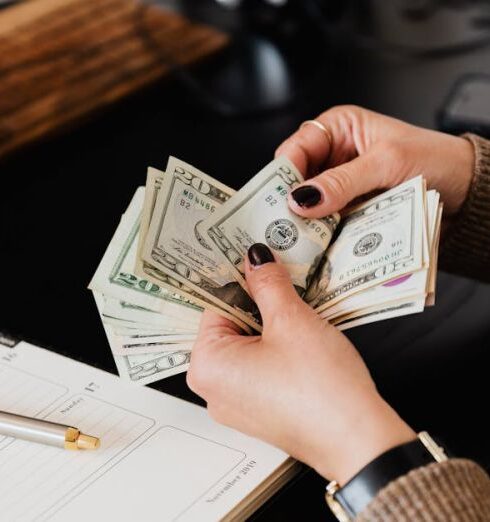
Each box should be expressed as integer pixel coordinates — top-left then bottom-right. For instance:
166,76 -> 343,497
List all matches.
0,410 -> 100,450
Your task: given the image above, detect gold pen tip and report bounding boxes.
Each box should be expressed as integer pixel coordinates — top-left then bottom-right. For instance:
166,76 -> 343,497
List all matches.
76,434 -> 100,450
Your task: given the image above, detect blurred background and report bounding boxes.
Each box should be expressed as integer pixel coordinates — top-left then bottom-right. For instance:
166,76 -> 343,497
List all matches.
1,1 -> 490,520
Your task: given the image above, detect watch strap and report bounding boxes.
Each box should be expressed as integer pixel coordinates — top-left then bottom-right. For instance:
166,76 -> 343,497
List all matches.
326,432 -> 448,520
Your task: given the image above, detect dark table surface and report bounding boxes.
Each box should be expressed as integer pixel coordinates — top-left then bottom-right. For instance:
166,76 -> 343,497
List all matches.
1,1 -> 490,520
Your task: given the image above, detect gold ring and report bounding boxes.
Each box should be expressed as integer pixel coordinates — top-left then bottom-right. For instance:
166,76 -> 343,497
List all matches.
300,120 -> 332,148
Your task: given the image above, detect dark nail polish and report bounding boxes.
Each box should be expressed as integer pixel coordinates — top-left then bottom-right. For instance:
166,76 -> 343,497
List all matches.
291,185 -> 322,208
248,243 -> 275,267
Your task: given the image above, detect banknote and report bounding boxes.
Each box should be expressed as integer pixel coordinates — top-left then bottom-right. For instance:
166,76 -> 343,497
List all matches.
135,163 -> 253,333
101,296 -> 198,331
319,184 -> 442,328
201,156 -> 340,297
142,157 -> 261,331
133,166 -> 199,310
97,295 -> 197,352
113,350 -> 191,385
101,316 -> 178,333
116,333 -> 196,343
319,188 -> 439,320
306,176 -> 426,312
111,338 -> 195,356
135,167 -> 164,280
92,291 -> 190,384
91,157 -> 441,385
426,204 -> 443,306
335,298 -> 426,330
89,188 -> 203,325
110,323 -> 193,336
320,270 -> 429,321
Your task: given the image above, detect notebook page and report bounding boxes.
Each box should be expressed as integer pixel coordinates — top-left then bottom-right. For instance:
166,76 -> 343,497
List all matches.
0,340 -> 291,522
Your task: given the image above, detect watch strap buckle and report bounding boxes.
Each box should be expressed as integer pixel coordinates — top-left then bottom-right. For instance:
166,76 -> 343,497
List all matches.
325,480 -> 352,522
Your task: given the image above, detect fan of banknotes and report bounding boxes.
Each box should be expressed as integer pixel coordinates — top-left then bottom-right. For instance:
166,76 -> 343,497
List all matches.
89,156 -> 442,385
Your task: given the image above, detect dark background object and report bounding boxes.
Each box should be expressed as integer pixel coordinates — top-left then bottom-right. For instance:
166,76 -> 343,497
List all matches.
438,74 -> 490,137
1,1 -> 490,520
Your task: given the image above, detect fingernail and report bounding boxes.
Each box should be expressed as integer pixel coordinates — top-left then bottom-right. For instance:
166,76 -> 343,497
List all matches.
291,185 -> 322,208
248,243 -> 275,267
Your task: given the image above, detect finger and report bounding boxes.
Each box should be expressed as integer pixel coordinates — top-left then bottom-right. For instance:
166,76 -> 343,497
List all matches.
288,151 -> 391,218
188,312 -> 257,398
189,310 -> 243,394
275,105 -> 366,178
197,309 -> 242,342
245,243 -> 305,329
275,122 -> 333,177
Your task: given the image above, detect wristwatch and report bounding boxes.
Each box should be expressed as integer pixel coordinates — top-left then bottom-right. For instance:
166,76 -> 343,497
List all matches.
325,431 -> 448,521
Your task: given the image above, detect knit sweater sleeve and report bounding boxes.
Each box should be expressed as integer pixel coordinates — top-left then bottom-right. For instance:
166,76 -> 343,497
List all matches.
356,459 -> 490,521
440,134 -> 490,282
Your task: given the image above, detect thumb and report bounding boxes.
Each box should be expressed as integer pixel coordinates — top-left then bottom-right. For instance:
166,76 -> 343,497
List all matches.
288,151 -> 387,218
245,243 -> 305,329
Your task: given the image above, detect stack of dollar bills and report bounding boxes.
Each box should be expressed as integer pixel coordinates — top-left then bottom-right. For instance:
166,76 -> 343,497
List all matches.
90,156 -> 442,385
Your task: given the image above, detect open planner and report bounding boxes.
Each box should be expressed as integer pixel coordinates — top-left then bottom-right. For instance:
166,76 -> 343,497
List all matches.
0,338 -> 300,521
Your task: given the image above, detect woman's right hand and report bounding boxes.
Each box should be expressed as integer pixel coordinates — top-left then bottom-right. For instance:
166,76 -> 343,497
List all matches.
276,105 -> 475,218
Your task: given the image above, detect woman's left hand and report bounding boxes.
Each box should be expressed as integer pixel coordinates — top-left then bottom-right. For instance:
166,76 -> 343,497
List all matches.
187,243 -> 415,485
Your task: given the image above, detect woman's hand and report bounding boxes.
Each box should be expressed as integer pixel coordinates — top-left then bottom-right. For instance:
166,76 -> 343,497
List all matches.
187,243 -> 415,485
276,105 -> 475,217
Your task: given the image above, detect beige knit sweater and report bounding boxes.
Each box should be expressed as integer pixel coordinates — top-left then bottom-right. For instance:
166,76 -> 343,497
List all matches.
356,134 -> 490,521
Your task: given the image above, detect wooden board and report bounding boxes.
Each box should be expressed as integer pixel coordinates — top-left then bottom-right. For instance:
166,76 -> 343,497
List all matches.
0,0 -> 228,158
